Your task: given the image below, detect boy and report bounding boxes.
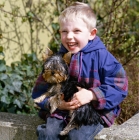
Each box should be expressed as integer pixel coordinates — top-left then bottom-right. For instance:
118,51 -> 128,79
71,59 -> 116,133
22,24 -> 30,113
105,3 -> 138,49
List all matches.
32,2 -> 128,140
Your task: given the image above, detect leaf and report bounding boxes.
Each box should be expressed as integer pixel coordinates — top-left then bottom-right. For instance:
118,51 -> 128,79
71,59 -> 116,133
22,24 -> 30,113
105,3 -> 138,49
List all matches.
10,73 -> 23,81
31,53 -> 38,61
1,95 -> 10,104
5,84 -> 15,94
51,23 -> 59,30
13,99 -> 22,108
12,81 -> 22,92
26,66 -> 33,76
0,46 -> 3,52
0,61 -> 6,72
27,11 -> 35,18
0,88 -> 8,94
0,73 -> 7,80
18,94 -> 26,102
7,106 -> 16,113
0,52 -> 4,56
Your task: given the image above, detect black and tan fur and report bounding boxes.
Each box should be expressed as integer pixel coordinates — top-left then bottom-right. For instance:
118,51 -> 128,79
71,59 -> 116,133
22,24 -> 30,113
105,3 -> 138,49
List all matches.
34,48 -> 71,114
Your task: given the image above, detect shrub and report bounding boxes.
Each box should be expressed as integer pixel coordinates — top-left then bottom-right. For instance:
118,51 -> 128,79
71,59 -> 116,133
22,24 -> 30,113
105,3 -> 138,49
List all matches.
0,46 -> 42,115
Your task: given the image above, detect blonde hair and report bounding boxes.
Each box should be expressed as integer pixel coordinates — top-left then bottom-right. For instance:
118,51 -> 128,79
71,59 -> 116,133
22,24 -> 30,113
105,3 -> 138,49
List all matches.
58,2 -> 97,30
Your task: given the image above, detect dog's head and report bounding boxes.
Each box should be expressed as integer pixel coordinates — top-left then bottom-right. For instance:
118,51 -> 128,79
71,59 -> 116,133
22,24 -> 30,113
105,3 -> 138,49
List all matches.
42,48 -> 71,84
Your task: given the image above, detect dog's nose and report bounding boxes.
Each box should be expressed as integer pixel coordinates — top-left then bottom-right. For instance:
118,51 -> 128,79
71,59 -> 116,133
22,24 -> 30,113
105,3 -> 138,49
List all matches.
51,71 -> 54,75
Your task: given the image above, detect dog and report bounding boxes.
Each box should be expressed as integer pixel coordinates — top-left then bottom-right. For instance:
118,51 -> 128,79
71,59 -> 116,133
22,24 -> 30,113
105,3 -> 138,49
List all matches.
60,78 -> 103,135
34,48 -> 103,135
34,48 -> 71,114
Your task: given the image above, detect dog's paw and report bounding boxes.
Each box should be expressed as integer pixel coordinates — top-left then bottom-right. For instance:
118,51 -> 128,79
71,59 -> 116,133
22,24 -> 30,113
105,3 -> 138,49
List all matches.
60,130 -> 68,136
49,94 -> 62,114
34,94 -> 47,103
49,96 -> 58,114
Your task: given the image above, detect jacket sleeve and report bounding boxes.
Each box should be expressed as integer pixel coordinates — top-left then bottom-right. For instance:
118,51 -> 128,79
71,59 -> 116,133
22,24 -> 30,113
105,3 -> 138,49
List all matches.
32,74 -> 50,110
90,51 -> 128,110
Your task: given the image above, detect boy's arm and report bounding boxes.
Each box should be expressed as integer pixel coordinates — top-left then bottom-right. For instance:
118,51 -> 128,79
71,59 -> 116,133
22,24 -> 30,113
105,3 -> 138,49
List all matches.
90,52 -> 128,110
32,74 -> 50,110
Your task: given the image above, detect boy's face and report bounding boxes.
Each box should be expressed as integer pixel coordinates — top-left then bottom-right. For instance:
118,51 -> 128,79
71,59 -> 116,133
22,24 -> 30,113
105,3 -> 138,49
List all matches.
59,18 -> 96,54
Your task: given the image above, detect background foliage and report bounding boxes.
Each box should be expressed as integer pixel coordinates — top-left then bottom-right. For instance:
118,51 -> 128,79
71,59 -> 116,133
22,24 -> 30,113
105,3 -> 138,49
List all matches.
0,46 -> 42,115
0,0 -> 139,124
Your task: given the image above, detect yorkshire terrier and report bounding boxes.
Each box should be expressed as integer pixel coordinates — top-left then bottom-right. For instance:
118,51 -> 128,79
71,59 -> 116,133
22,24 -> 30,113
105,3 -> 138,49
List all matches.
34,48 -> 103,136
34,48 -> 71,114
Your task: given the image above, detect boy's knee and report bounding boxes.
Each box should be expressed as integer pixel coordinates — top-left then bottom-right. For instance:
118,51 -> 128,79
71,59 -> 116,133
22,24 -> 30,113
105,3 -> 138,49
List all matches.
46,117 -> 66,134
68,129 -> 82,140
46,124 -> 59,135
37,124 -> 46,139
37,117 -> 66,139
37,123 -> 60,138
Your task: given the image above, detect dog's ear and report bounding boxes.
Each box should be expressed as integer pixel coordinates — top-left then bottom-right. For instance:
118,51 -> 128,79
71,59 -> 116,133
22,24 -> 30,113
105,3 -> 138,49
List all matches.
63,52 -> 72,64
42,47 -> 53,61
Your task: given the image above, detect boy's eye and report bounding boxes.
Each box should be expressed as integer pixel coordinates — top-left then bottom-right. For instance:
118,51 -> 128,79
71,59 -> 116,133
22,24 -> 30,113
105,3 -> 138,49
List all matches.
74,30 -> 80,33
62,31 -> 67,33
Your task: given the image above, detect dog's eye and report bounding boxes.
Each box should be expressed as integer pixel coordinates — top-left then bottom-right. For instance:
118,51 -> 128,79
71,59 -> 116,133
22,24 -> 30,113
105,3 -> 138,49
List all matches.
59,67 -> 66,73
45,65 -> 52,70
44,67 -> 49,70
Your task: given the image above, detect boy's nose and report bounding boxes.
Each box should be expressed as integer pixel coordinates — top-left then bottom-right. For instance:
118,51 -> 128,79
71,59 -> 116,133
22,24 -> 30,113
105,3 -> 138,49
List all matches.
67,32 -> 73,39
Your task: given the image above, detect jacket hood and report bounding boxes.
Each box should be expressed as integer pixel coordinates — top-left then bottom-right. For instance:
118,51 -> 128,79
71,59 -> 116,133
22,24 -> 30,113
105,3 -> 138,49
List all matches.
81,36 -> 106,53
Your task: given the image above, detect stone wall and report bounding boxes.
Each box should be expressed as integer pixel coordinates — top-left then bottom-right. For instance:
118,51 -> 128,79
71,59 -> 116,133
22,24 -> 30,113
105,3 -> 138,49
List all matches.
0,112 -> 139,140
95,112 -> 139,140
0,112 -> 44,140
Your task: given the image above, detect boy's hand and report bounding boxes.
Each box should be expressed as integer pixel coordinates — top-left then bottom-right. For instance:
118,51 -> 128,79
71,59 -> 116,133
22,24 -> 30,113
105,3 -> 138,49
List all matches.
58,87 -> 97,110
57,99 -> 79,110
71,87 -> 97,108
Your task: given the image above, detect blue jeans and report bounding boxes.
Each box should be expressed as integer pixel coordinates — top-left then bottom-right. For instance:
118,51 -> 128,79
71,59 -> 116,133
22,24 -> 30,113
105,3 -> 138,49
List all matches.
37,117 -> 104,140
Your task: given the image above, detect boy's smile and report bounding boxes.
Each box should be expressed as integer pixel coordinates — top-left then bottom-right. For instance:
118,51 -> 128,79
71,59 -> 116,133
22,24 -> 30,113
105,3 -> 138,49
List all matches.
59,18 -> 96,54
68,42 -> 78,51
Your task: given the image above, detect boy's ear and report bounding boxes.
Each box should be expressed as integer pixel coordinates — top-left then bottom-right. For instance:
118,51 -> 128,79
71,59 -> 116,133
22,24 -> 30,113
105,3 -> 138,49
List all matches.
42,47 -> 53,61
63,52 -> 72,64
89,28 -> 97,40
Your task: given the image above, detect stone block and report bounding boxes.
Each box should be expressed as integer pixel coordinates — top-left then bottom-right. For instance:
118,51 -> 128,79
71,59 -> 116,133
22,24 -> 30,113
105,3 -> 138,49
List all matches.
0,112 -> 44,140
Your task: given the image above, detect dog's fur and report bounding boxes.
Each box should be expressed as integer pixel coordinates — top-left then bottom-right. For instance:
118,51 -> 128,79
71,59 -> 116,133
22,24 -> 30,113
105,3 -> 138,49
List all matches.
34,48 -> 103,136
60,78 -> 103,135
34,48 -> 71,114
